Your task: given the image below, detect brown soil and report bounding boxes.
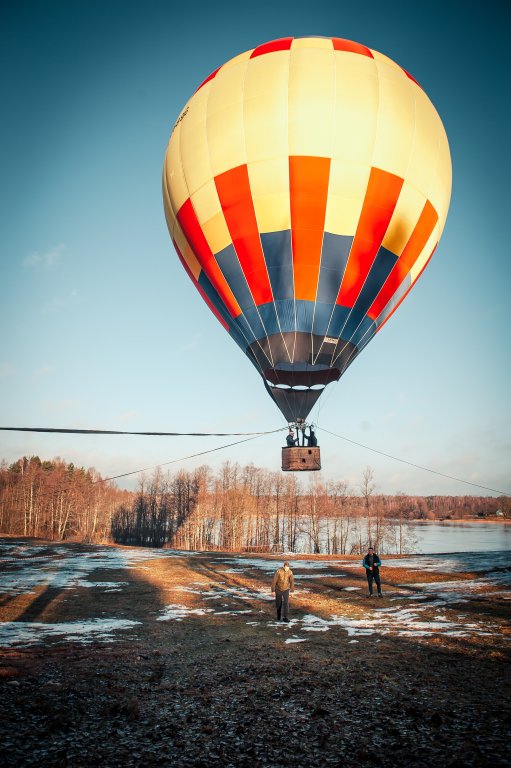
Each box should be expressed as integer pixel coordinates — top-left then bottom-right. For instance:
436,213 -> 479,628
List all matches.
1,539 -> 510,767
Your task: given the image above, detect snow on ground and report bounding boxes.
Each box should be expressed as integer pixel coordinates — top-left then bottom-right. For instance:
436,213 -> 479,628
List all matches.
0,540 -> 183,596
0,618 -> 140,647
253,606 -> 497,640
157,605 -> 215,621
1,541 -> 509,648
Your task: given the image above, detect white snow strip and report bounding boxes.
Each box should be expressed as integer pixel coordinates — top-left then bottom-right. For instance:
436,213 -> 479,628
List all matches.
293,573 -> 345,579
0,618 -> 140,648
157,604 -> 215,621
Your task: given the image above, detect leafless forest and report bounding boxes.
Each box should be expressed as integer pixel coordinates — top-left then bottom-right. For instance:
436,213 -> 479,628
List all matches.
0,456 -> 507,554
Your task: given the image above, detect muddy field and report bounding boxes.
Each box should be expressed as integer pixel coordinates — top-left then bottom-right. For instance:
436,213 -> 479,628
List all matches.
1,537 -> 510,767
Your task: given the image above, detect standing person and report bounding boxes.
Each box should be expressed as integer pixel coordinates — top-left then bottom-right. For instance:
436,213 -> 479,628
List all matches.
363,546 -> 382,597
306,426 -> 318,447
271,561 -> 295,622
286,429 -> 298,447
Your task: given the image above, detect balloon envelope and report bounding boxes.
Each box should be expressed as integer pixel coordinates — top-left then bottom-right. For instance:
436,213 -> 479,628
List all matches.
163,37 -> 451,422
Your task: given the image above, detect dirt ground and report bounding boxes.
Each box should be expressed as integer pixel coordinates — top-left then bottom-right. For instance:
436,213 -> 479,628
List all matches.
1,538 -> 510,767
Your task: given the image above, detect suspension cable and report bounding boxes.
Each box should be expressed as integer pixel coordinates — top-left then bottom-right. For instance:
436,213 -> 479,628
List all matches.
0,426 -> 283,437
321,427 -> 510,496
93,433 -> 275,484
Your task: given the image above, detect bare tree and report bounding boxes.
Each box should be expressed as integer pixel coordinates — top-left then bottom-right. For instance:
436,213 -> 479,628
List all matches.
359,466 -> 376,549
327,480 -> 353,553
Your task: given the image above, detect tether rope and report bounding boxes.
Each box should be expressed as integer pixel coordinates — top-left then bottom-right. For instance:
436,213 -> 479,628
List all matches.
0,426 -> 283,437
93,433 -> 273,484
321,427 -> 511,497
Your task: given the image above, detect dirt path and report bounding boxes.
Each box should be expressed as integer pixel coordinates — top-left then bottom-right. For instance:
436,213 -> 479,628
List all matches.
1,539 -> 510,767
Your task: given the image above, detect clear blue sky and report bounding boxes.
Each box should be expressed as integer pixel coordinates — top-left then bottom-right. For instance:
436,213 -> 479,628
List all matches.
1,0 -> 509,496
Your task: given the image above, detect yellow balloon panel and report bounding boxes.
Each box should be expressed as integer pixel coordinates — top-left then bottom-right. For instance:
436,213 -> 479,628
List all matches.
243,54 -> 290,163
331,54 -> 378,166
200,212 -> 232,256
164,122 -> 189,213
288,48 -> 336,158
324,161 -> 371,236
190,179 -> 223,228
371,61 -> 416,178
406,87 -> 451,226
248,157 -> 291,233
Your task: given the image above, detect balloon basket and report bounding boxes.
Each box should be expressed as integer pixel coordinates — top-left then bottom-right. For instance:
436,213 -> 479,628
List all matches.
282,446 -> 321,472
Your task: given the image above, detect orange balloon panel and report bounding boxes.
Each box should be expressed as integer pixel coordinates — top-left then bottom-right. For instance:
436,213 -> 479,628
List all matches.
163,37 -> 451,422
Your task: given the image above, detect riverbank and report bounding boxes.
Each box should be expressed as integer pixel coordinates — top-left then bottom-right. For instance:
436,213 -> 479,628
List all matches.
413,517 -> 509,524
1,538 -> 510,767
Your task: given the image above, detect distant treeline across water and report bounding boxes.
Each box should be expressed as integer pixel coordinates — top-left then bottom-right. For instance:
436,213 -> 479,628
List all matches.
0,456 -> 508,554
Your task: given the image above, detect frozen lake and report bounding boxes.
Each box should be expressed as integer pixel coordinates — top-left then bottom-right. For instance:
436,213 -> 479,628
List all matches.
412,521 -> 511,553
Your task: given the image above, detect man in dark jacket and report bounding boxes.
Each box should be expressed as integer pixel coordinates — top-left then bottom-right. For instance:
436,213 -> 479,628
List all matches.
362,547 -> 382,597
286,430 -> 298,447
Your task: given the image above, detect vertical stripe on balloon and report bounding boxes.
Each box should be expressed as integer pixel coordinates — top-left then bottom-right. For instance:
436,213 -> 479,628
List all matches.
176,198 -> 241,318
289,155 -> 331,302
368,199 -> 438,320
337,167 -> 404,308
215,164 -> 274,308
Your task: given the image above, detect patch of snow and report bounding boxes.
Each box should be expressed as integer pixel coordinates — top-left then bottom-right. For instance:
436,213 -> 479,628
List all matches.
0,541 -> 184,596
197,583 -> 275,603
285,637 -> 307,644
157,604 -> 214,621
214,609 -> 253,615
300,615 -> 331,632
293,573 -> 345,579
0,618 -> 140,648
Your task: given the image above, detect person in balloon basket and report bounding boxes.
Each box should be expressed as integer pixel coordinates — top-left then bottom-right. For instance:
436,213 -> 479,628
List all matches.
306,426 -> 318,447
363,547 -> 382,597
271,561 -> 295,622
286,429 -> 298,448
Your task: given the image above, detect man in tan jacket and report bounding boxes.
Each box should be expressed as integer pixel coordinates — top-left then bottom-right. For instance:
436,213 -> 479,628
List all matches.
271,561 -> 294,622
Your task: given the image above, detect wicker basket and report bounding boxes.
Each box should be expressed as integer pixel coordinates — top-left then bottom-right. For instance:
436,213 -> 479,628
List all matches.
281,446 -> 321,471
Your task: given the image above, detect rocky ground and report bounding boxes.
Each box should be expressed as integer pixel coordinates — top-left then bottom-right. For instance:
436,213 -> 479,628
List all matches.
0,538 -> 510,767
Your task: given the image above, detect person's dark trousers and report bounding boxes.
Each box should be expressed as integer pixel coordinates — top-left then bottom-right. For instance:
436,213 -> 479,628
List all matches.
366,571 -> 382,595
275,589 -> 290,619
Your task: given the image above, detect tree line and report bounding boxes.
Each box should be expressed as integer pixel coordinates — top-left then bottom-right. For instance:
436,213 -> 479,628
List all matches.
1,456 -> 507,554
0,456 -> 129,542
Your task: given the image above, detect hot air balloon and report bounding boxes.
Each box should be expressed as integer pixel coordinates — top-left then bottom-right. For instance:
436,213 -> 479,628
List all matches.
162,36 -> 451,469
